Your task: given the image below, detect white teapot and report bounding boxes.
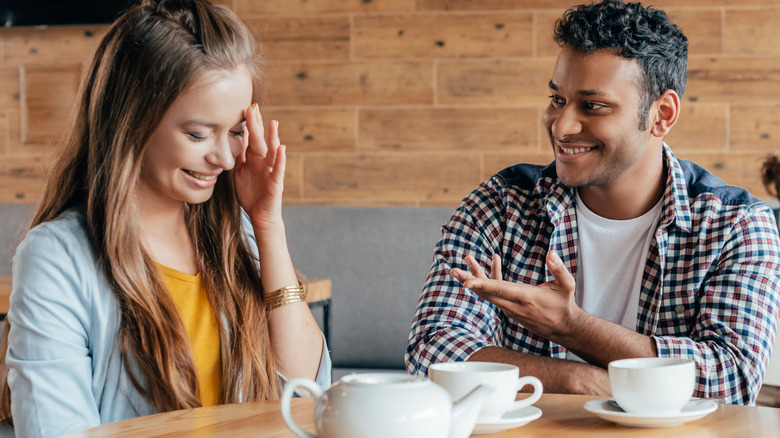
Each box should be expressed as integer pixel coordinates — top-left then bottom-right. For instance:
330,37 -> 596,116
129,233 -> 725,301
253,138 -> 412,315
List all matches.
281,373 -> 493,438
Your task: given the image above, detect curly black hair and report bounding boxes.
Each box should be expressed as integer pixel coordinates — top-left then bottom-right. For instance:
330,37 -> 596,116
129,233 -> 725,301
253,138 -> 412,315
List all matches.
553,0 -> 688,130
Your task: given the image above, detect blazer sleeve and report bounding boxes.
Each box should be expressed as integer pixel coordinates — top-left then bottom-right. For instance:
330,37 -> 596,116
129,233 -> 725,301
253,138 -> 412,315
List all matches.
6,221 -> 100,438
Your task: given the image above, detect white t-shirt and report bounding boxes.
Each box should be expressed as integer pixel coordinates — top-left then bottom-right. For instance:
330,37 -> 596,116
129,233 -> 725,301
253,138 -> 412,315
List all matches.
566,190 -> 663,362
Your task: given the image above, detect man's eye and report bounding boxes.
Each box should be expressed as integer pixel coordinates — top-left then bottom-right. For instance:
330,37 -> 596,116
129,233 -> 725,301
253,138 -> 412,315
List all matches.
584,101 -> 605,110
549,95 -> 565,107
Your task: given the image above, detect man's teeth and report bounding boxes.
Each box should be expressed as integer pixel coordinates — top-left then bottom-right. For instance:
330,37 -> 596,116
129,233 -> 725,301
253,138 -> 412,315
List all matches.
561,147 -> 594,154
187,171 -> 216,181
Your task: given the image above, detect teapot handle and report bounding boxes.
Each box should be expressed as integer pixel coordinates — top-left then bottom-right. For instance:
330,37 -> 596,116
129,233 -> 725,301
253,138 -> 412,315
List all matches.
281,378 -> 324,438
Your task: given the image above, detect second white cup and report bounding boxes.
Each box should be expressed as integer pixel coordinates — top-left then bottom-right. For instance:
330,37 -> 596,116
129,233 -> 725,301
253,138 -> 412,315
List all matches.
608,357 -> 695,415
429,362 -> 543,421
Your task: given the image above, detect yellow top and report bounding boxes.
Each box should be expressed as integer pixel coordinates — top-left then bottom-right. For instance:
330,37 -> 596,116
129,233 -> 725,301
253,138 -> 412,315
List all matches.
159,264 -> 222,406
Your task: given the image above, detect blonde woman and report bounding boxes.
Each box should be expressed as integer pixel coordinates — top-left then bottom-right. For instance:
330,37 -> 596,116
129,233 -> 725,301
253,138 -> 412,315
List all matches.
0,0 -> 329,436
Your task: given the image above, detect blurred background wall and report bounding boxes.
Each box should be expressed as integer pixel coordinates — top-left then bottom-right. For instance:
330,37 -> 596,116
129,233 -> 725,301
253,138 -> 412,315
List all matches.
0,0 -> 778,209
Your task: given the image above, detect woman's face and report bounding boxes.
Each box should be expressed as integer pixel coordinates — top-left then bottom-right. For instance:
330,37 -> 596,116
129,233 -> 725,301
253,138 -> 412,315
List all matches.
139,66 -> 252,210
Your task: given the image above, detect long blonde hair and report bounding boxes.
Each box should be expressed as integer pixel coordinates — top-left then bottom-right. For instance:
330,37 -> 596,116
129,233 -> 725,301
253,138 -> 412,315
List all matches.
0,0 -> 278,418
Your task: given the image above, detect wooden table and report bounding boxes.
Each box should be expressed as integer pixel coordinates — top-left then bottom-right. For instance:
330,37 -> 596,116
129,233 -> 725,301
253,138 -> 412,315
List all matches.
63,393 -> 780,437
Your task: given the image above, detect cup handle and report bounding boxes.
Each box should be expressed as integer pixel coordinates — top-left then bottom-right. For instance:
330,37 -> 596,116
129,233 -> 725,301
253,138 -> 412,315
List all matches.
281,378 -> 324,438
513,376 -> 543,409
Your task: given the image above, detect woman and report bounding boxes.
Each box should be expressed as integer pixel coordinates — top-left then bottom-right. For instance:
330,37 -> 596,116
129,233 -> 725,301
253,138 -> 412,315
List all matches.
0,0 -> 329,436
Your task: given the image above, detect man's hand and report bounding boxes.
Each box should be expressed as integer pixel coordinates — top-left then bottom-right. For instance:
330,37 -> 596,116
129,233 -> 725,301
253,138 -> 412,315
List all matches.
450,251 -> 587,342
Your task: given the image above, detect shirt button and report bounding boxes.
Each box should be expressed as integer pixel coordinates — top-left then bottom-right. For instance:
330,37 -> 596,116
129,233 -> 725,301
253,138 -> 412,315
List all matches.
674,305 -> 685,315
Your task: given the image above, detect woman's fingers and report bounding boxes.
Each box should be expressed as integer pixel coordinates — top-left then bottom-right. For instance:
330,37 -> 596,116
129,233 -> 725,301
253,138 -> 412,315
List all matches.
271,145 -> 287,184
246,103 -> 268,158
266,119 -> 280,167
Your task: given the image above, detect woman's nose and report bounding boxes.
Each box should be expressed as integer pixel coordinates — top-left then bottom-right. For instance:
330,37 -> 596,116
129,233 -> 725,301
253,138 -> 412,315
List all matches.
207,135 -> 236,170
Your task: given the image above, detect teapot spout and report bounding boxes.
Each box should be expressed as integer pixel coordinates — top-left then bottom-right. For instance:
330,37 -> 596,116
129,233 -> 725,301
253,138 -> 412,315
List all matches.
448,385 -> 493,438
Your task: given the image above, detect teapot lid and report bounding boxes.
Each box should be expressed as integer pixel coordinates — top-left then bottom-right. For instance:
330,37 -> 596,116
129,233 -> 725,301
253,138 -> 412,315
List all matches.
339,373 -> 429,387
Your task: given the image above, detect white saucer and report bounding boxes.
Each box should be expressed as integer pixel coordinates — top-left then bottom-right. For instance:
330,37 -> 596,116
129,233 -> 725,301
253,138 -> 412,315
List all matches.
471,405 -> 542,434
584,398 -> 718,427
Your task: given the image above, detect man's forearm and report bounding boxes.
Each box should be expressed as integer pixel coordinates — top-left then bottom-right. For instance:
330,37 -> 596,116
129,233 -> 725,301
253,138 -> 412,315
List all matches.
468,346 -> 611,396
554,312 -> 658,368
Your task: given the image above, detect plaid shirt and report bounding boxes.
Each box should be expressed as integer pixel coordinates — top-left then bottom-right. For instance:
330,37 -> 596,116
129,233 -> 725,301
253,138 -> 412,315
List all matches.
406,146 -> 780,405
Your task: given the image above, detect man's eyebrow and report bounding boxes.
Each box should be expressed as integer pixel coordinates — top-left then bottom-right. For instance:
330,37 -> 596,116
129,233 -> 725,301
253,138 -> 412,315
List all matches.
548,81 -> 604,97
578,89 -> 603,96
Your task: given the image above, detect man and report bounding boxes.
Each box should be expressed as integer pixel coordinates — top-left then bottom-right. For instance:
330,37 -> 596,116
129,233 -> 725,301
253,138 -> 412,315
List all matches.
405,0 -> 780,404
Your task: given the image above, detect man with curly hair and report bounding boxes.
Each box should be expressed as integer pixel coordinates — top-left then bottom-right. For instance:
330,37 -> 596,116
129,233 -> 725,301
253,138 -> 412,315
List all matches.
407,0 -> 780,405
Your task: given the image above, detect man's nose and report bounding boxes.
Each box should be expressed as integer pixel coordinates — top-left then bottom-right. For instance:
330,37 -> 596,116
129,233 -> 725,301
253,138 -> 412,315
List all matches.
550,105 -> 582,139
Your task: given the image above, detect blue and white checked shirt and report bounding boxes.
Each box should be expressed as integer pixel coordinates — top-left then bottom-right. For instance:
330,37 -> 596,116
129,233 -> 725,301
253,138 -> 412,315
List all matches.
406,146 -> 780,405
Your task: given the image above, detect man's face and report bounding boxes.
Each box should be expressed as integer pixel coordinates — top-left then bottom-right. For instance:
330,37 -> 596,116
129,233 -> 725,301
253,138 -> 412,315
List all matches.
543,48 -> 657,190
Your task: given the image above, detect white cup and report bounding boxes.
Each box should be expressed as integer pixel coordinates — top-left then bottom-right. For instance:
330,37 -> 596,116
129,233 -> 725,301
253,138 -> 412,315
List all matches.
608,357 -> 695,415
429,362 -> 543,421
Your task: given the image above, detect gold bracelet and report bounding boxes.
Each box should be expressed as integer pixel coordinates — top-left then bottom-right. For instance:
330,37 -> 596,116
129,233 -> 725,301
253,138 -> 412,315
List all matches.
264,283 -> 305,311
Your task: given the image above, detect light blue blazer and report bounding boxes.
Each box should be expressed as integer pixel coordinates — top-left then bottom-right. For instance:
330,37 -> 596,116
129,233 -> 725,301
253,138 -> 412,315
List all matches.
6,209 -> 331,438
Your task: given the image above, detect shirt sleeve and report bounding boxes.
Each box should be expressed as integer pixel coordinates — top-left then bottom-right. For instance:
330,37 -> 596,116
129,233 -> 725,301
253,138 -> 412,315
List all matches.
654,205 -> 780,405
405,179 -> 507,376
6,223 -> 100,438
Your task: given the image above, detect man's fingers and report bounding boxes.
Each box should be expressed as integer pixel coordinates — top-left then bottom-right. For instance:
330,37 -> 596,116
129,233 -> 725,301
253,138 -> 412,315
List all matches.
464,255 -> 488,279
491,253 -> 502,280
546,251 -> 575,292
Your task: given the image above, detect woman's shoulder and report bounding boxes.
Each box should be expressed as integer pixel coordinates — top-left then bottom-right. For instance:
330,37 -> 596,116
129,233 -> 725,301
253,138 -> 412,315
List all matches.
15,210 -> 94,264
23,209 -> 91,249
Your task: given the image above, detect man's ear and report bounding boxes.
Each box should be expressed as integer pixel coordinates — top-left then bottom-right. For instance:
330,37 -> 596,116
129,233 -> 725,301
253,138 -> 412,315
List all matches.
651,89 -> 680,138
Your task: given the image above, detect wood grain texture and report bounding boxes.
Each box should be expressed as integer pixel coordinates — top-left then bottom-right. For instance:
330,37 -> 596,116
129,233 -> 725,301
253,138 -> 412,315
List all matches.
247,16 -> 351,61
263,108 -> 355,153
666,8 -> 723,55
437,58 -> 556,106
0,68 -> 20,109
354,13 -> 533,59
236,0 -> 415,15
686,57 -> 780,103
536,11 -> 562,58
303,153 -> 481,202
358,107 -> 538,151
20,65 -> 81,145
418,0 -> 587,10
0,276 -> 9,314
730,104 -> 780,151
2,26 -> 106,65
724,8 -> 780,54
0,154 -> 48,203
665,103 -> 728,151
265,62 -> 434,106
62,393 -> 780,437
0,0 -> 777,208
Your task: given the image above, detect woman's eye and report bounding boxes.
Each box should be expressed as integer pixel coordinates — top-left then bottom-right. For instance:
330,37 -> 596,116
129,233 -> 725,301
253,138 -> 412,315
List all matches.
229,130 -> 245,137
187,132 -> 207,142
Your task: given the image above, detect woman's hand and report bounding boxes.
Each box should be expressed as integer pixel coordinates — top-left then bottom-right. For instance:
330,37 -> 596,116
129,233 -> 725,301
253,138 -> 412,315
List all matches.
233,103 -> 286,230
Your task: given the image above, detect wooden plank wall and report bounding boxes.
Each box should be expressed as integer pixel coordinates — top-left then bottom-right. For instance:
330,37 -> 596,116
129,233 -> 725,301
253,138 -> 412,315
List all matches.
0,0 -> 779,207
